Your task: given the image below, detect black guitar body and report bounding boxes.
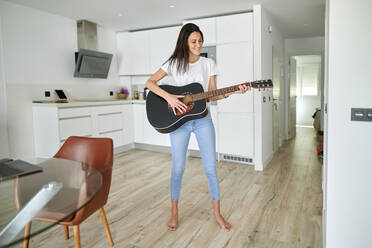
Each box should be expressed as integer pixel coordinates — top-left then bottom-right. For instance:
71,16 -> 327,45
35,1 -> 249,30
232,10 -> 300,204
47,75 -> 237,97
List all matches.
146,83 -> 208,134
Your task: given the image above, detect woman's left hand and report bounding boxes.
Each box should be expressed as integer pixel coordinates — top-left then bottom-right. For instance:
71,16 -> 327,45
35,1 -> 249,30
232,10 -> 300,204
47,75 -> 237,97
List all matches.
236,84 -> 250,94
225,84 -> 250,97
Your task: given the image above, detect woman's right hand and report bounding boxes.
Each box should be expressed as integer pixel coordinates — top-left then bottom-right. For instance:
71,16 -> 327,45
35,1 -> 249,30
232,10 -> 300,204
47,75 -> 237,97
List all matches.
166,94 -> 187,115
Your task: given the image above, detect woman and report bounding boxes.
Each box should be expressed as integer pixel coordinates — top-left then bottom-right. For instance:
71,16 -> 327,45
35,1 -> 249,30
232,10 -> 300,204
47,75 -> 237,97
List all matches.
146,23 -> 250,231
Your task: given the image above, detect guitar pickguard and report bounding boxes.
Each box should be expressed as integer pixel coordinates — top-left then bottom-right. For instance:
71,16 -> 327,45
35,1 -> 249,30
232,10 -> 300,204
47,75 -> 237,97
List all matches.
167,93 -> 195,116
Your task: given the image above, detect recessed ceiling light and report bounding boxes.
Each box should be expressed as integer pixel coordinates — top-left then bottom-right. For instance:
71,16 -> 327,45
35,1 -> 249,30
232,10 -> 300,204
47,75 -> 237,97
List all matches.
169,5 -> 175,8
118,13 -> 123,17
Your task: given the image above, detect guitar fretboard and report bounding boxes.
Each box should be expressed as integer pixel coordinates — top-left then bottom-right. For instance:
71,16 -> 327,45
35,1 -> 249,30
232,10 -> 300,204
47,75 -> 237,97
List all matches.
191,85 -> 242,101
191,80 -> 272,101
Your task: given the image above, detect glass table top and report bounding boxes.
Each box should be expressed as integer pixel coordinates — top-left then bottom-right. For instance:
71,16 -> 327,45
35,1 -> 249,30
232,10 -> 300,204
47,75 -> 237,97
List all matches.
0,158 -> 102,247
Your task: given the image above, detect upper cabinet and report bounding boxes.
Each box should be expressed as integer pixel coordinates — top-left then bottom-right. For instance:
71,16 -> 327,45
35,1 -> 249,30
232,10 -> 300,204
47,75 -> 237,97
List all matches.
216,42 -> 254,113
117,31 -> 150,75
149,26 -> 180,74
117,26 -> 181,76
183,17 -> 217,46
216,13 -> 253,44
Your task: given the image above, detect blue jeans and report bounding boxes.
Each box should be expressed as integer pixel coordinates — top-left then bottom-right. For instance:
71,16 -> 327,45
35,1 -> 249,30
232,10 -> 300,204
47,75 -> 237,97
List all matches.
169,113 -> 220,201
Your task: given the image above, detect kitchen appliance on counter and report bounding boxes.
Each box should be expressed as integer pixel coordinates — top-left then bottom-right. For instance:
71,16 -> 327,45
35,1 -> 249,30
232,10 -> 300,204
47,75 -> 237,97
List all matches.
133,91 -> 139,100
144,87 -> 150,100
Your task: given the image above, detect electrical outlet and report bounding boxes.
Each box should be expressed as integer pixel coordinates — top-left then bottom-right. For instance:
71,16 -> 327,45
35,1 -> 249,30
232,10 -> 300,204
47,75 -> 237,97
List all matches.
45,91 -> 50,97
109,91 -> 113,96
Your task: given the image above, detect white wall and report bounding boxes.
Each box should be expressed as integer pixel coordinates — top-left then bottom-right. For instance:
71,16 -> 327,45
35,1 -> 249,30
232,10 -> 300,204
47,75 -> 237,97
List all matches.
0,15 -> 9,157
0,1 -> 121,159
325,0 -> 372,247
260,6 -> 286,149
284,37 -> 325,135
253,5 -> 285,169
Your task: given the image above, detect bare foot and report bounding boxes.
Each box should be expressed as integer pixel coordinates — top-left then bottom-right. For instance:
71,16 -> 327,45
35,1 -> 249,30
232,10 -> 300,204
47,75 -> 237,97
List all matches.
214,214 -> 231,231
167,215 -> 178,231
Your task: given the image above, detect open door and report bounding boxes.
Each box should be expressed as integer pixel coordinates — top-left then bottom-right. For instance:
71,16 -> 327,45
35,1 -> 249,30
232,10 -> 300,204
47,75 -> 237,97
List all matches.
272,47 -> 280,151
289,57 -> 297,138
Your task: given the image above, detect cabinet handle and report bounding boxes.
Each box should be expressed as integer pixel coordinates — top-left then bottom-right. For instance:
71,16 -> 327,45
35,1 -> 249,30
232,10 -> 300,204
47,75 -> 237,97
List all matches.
99,128 -> 123,135
98,112 -> 122,116
59,115 -> 91,120
60,134 -> 92,142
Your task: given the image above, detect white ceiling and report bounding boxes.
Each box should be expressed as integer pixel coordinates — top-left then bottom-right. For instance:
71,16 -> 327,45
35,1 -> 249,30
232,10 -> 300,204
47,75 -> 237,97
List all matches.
5,0 -> 325,38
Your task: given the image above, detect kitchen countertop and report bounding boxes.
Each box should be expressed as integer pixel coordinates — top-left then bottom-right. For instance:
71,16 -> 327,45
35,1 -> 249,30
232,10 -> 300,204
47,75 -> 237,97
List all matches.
32,99 -> 146,108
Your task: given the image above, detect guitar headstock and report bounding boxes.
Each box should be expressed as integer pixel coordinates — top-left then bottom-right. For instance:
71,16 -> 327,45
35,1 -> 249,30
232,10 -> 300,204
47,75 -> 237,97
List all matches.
244,80 -> 273,88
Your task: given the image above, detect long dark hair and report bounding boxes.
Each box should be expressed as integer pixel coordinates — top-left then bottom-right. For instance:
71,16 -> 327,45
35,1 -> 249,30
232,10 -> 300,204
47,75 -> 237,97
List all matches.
164,23 -> 204,74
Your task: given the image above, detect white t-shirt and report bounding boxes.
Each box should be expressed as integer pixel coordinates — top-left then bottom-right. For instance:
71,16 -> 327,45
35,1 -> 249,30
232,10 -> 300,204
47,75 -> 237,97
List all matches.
161,56 -> 219,91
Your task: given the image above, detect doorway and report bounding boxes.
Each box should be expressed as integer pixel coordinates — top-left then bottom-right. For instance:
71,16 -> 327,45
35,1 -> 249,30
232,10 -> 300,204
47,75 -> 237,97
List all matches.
294,55 -> 322,128
288,55 -> 322,140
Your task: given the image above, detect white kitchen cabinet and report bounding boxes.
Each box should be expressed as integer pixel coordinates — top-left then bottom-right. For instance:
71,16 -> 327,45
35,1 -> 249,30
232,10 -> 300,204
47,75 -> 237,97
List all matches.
133,104 -> 144,143
122,104 -> 134,145
134,103 -> 170,147
59,107 -> 94,142
216,12 -> 253,44
116,32 -> 133,75
216,42 -> 254,113
188,133 -> 199,150
116,31 -> 150,75
59,116 -> 93,141
132,31 -> 151,75
33,103 -> 133,158
94,105 -> 125,147
149,26 -> 180,74
117,26 -> 180,76
218,112 -> 254,158
188,105 -> 218,151
184,17 -> 216,46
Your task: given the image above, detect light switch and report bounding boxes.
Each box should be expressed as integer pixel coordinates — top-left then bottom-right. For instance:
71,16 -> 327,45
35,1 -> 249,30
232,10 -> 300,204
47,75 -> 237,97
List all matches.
351,108 -> 372,122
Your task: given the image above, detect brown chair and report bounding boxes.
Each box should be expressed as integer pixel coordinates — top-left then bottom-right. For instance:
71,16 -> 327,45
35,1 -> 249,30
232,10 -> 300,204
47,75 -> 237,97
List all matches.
22,136 -> 115,248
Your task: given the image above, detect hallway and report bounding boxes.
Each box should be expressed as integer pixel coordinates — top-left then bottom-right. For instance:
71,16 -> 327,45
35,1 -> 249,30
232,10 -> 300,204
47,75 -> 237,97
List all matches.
19,127 -> 323,248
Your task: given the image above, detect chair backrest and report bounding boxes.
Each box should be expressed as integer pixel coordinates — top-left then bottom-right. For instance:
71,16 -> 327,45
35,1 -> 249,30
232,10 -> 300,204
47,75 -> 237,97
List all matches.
54,136 -> 114,225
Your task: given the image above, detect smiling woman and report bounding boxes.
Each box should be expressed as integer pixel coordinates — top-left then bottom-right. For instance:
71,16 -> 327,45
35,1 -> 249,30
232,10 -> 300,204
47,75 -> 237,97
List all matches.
145,23 -> 249,232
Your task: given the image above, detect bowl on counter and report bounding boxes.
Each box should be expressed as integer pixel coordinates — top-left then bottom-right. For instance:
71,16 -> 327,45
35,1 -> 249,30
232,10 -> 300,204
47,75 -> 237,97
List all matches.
117,93 -> 128,99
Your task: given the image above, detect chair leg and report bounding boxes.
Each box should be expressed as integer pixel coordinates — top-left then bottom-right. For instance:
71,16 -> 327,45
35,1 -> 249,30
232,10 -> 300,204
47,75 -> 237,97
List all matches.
23,222 -> 31,248
64,225 -> 69,240
99,207 -> 114,246
73,225 -> 81,248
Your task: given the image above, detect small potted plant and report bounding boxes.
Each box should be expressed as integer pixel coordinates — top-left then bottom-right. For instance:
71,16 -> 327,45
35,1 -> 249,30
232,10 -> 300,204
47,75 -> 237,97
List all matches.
117,87 -> 129,99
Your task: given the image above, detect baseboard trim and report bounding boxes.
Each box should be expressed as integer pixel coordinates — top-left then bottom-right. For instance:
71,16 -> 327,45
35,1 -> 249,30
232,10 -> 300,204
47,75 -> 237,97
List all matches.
114,143 -> 134,154
134,143 -> 172,154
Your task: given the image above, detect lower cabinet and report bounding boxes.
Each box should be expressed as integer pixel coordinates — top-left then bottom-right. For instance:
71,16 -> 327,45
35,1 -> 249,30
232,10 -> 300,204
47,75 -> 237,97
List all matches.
33,103 -> 253,159
33,104 -> 134,158
133,103 -> 170,147
188,105 -> 218,151
134,104 -> 218,151
218,112 -> 254,159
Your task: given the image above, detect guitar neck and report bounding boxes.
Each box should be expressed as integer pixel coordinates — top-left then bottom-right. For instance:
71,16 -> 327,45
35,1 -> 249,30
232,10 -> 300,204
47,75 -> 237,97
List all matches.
191,80 -> 272,101
191,80 -> 273,101
191,85 -> 239,101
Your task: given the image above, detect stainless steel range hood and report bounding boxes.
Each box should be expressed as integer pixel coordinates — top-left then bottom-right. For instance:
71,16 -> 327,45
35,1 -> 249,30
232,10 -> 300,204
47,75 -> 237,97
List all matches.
77,20 -> 97,50
74,20 -> 113,78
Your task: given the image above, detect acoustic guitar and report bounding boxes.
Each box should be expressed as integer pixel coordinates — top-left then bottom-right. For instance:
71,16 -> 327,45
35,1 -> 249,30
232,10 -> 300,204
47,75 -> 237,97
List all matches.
146,80 -> 273,133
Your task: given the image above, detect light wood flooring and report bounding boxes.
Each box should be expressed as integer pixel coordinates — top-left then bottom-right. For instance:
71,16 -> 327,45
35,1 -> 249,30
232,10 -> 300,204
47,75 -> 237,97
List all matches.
14,127 -> 323,248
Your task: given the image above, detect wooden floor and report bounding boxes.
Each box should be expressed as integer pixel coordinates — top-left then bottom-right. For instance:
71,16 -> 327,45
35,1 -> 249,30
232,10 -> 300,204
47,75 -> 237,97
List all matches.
17,127 -> 323,248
